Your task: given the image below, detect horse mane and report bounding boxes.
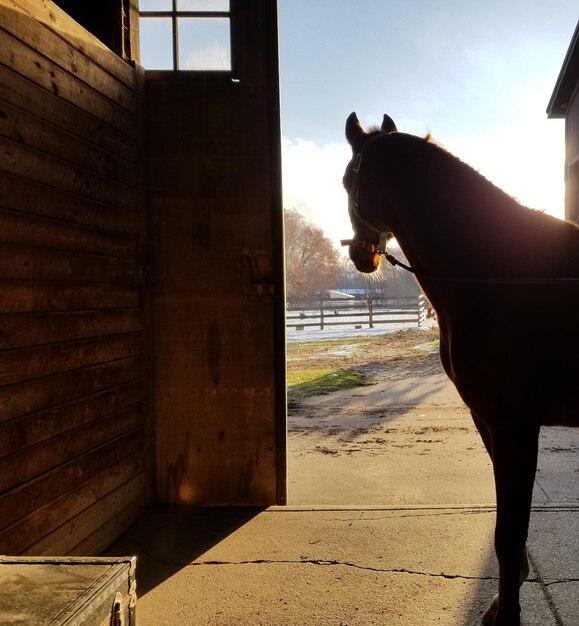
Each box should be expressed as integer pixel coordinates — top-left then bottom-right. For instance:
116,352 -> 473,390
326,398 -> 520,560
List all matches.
368,125 -> 433,142
371,131 -> 579,276
392,132 -> 564,222
424,137 -> 527,210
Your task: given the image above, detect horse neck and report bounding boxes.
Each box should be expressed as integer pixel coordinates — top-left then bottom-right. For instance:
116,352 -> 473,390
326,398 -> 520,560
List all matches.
382,140 -> 538,279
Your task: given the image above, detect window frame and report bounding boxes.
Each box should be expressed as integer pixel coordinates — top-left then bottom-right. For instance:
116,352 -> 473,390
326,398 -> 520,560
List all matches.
138,0 -> 236,75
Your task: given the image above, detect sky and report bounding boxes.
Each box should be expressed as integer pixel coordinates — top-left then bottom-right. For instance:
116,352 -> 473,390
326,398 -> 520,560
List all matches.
278,1 -> 578,251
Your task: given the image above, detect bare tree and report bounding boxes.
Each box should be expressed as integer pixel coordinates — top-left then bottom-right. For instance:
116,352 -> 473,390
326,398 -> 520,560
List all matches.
284,208 -> 340,300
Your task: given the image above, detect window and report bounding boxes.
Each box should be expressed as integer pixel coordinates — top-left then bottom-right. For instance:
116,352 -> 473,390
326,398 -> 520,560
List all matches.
139,0 -> 233,72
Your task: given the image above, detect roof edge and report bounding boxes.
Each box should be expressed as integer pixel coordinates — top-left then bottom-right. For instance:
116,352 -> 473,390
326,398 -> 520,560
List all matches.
547,21 -> 579,119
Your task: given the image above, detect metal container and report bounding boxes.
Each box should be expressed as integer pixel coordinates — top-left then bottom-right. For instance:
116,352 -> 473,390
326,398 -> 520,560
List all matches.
0,556 -> 136,625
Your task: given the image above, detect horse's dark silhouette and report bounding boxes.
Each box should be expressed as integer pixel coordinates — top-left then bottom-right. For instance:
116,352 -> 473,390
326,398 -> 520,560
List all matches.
342,112 -> 579,626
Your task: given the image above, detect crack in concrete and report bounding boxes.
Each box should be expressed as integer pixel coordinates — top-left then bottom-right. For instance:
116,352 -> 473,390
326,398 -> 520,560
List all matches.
323,504 -> 579,523
527,550 -> 566,626
130,539 -> 576,593
534,478 -> 551,502
190,557 -> 578,589
331,508 -> 496,522
195,557 -> 579,587
193,557 -> 502,582
543,578 -> 579,586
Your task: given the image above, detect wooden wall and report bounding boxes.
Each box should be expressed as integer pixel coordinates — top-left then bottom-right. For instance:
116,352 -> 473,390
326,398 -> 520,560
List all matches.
148,1 -> 286,506
565,89 -> 579,222
0,0 -> 149,555
567,89 -> 579,162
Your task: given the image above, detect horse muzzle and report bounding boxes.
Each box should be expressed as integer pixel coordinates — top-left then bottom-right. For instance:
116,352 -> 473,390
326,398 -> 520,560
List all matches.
341,238 -> 382,273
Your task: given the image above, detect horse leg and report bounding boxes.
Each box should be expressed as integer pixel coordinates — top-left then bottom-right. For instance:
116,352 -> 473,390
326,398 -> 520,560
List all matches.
471,412 -> 503,626
471,412 -> 531,591
481,541 -> 530,626
482,418 -> 539,626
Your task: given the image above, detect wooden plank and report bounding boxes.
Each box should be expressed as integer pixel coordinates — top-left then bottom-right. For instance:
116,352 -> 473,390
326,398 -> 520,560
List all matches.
0,7 -> 137,115
0,429 -> 144,531
0,208 -> 139,259
0,281 -> 141,314
0,355 -> 142,421
23,474 -> 147,556
0,99 -> 139,187
0,380 -> 143,455
68,496 -> 147,557
0,405 -> 143,492
0,244 -> 141,282
0,309 -> 142,350
3,0 -> 136,88
0,64 -> 136,162
568,97 -> 579,159
0,172 -> 141,235
0,138 -> 137,211
0,453 -> 144,554
0,29 -> 135,136
0,333 -> 143,386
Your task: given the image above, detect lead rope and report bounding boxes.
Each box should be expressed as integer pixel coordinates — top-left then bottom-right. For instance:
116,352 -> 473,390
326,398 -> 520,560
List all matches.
384,252 -> 415,273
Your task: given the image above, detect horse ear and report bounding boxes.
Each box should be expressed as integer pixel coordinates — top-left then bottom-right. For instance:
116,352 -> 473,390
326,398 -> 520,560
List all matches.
381,114 -> 397,133
345,112 -> 366,152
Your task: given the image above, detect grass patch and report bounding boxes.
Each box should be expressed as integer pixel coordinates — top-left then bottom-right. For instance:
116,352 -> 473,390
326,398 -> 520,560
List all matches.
287,368 -> 368,400
413,340 -> 440,352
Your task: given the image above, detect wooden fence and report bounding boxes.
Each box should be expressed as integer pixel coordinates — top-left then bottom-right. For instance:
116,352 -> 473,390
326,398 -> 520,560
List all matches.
287,295 -> 428,331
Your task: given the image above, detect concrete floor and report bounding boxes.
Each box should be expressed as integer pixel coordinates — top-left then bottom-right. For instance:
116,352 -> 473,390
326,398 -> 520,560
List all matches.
107,373 -> 579,625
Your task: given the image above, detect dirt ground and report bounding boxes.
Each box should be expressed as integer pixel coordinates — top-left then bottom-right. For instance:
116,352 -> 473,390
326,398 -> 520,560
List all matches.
287,327 -> 442,404
284,327 -> 495,506
285,326 -> 579,509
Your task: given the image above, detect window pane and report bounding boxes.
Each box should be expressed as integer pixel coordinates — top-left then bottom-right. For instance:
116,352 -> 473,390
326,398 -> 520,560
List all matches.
177,0 -> 229,11
178,18 -> 231,70
139,17 -> 174,69
140,0 -> 173,11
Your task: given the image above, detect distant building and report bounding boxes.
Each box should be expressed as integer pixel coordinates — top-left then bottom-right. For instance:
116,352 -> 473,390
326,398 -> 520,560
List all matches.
325,289 -> 356,300
548,22 -> 579,223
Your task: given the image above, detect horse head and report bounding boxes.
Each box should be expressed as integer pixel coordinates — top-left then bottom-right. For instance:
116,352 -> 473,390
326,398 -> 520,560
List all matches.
342,112 -> 397,273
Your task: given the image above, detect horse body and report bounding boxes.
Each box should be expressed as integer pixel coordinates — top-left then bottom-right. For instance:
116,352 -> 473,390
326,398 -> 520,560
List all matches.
343,112 -> 579,625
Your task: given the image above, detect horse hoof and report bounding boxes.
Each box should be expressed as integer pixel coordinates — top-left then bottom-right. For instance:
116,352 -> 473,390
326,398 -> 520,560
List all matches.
482,595 -> 521,626
482,594 -> 498,625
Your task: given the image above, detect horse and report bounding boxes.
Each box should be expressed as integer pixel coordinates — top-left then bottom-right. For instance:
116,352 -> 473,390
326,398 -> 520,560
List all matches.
341,112 -> 579,626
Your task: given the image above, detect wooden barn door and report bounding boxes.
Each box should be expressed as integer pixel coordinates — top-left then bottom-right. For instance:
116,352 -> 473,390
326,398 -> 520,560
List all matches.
144,1 -> 286,505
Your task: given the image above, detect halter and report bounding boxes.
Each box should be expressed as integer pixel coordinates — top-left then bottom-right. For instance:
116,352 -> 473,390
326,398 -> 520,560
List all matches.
340,237 -> 411,271
345,152 -> 391,254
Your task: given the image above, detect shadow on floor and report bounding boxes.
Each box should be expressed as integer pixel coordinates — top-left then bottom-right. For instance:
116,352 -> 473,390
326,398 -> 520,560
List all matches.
103,504 -> 564,625
104,505 -> 263,596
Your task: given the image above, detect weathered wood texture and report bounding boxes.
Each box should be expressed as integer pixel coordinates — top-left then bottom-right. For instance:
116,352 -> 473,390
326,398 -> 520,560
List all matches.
567,92 -> 579,162
0,0 -> 149,555
565,90 -> 579,222
148,2 -> 285,505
